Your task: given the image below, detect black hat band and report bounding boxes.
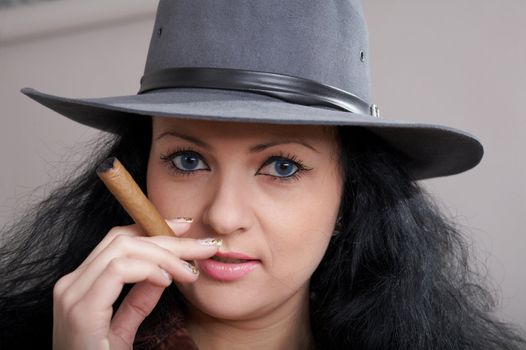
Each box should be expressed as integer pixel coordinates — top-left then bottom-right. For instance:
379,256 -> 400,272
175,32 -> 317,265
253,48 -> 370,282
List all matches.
139,67 -> 375,116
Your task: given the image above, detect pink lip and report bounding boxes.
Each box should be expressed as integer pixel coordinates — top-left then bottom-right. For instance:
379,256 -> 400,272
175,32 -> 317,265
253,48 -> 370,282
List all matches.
198,251 -> 260,282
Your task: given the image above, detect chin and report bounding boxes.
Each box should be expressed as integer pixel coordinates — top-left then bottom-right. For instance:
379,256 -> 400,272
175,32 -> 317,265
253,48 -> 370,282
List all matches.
175,276 -> 294,321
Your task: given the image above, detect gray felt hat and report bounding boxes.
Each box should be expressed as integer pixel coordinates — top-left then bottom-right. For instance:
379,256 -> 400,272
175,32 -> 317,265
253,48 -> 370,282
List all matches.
21,0 -> 483,180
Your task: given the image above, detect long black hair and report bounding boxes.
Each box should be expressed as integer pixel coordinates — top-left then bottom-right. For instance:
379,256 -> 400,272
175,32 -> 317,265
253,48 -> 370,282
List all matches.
0,118 -> 524,349
310,128 -> 526,349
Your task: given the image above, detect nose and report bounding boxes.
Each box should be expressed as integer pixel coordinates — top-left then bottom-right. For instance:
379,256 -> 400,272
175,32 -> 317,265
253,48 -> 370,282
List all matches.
201,173 -> 254,236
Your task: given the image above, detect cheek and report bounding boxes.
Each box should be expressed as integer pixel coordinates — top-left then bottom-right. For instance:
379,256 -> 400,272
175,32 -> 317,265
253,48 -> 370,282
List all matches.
267,166 -> 342,236
146,157 -> 204,218
263,170 -> 342,277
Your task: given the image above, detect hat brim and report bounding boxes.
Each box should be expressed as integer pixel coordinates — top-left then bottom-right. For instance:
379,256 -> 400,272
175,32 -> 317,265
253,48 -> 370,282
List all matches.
21,87 -> 483,180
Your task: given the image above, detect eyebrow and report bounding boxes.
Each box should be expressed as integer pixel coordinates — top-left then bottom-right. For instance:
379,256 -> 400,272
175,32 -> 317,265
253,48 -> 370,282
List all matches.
155,131 -> 319,153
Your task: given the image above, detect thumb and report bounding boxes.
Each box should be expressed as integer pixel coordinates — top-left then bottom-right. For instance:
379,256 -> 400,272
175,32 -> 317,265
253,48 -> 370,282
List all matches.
110,282 -> 166,347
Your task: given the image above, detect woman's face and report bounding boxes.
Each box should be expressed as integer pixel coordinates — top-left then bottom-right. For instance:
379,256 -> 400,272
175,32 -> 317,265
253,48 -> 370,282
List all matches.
147,117 -> 343,321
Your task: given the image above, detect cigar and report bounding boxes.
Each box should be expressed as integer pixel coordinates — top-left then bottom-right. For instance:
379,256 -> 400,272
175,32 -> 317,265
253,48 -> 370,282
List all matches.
96,157 -> 174,236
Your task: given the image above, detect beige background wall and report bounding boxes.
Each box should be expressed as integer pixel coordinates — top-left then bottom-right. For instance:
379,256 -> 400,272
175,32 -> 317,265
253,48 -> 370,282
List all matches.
1,0 -> 525,329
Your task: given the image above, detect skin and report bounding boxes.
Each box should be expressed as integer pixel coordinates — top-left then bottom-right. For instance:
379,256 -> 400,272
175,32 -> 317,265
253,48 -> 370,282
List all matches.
148,117 -> 343,349
52,117 -> 343,350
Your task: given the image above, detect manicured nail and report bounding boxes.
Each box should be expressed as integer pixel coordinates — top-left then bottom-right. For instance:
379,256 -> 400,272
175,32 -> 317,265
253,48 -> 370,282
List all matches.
170,217 -> 193,223
197,238 -> 223,247
182,261 -> 199,275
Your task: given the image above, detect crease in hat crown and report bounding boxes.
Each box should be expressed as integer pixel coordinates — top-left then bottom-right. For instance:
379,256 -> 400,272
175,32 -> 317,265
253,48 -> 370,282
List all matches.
143,0 -> 372,108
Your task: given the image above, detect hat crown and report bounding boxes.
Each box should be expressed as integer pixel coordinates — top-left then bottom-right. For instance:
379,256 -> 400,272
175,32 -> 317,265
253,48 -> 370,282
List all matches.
144,0 -> 372,103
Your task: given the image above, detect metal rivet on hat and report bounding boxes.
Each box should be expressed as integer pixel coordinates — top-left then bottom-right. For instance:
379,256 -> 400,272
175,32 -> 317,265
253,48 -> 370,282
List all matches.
370,104 -> 380,117
360,51 -> 365,62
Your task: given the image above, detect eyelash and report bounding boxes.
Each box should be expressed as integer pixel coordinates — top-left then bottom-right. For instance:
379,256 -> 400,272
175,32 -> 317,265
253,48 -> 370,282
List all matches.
261,152 -> 311,182
159,146 -> 313,183
160,146 -> 202,177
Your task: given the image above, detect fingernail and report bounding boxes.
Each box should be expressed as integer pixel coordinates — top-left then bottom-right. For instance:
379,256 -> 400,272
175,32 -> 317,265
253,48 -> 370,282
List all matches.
161,269 -> 172,281
170,217 -> 193,223
197,238 -> 223,247
182,261 -> 199,275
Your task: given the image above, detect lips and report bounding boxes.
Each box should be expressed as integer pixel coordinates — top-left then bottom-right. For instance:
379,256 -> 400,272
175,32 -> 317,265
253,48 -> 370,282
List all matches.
198,251 -> 260,281
213,251 -> 256,261
211,256 -> 248,264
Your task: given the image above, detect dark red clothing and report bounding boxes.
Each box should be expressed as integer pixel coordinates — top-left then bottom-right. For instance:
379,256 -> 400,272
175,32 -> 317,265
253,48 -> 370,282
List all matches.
134,311 -> 198,350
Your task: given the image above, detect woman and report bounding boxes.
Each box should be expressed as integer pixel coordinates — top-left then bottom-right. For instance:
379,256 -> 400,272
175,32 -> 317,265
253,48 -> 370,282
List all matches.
1,0 -> 525,349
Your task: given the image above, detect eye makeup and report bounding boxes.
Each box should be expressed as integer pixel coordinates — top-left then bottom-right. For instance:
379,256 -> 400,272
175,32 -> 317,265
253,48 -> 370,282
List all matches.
159,147 -> 313,183
159,146 -> 211,177
257,151 -> 313,182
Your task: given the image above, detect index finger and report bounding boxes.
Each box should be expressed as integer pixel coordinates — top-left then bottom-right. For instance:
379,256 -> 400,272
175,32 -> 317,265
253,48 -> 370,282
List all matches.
78,219 -> 192,269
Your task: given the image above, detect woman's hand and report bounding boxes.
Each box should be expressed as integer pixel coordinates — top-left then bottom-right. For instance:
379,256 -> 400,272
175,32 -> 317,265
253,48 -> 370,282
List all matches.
52,219 -> 219,350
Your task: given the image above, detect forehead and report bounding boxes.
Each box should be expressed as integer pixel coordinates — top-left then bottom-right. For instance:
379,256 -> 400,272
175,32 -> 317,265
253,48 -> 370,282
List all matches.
152,116 -> 338,143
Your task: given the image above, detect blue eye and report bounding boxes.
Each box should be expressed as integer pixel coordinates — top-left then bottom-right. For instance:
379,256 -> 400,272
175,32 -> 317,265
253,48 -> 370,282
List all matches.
170,151 -> 208,172
267,158 -> 299,177
258,154 -> 312,181
161,149 -> 312,183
